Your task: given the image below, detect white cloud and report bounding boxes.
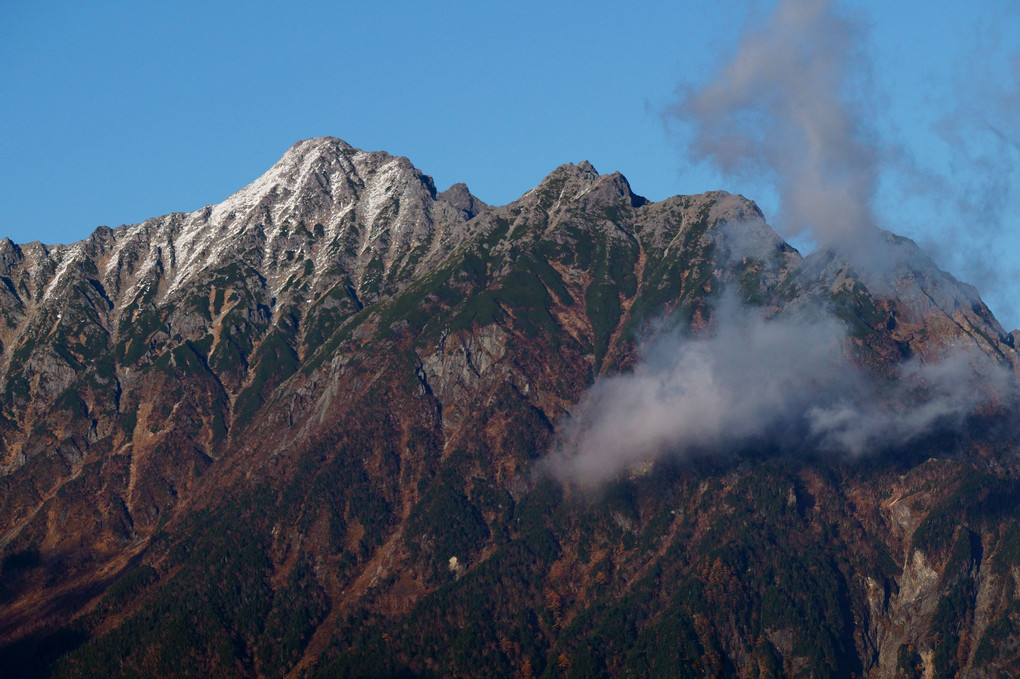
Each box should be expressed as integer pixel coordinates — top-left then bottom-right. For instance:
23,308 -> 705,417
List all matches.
544,295 -> 1012,486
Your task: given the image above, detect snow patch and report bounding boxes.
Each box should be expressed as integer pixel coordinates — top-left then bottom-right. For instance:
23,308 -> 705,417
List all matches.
42,244 -> 82,303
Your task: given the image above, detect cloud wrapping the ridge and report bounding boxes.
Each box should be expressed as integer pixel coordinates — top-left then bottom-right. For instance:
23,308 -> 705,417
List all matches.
671,0 -> 879,251
545,300 -> 1012,486
543,0 -> 1020,488
546,301 -> 848,485
671,0 -> 1019,326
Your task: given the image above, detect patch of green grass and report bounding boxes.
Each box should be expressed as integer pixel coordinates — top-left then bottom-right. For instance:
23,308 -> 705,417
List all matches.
233,330 -> 300,428
586,282 -> 621,366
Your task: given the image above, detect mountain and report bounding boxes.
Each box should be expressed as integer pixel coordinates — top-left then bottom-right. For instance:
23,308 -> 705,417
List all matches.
2,137 -> 1020,678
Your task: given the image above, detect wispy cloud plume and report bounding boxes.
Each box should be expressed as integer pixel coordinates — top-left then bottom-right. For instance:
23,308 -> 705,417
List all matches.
670,0 -> 880,253
912,44 -> 1020,327
670,0 -> 1019,325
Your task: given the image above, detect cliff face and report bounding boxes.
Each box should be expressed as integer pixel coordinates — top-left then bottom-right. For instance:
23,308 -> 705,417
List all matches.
2,138 -> 1020,678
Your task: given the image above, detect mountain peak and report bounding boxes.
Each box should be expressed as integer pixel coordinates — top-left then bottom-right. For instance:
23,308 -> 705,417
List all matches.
289,135 -> 355,152
788,229 -> 1013,366
524,161 -> 647,210
208,136 -> 361,224
438,182 -> 487,219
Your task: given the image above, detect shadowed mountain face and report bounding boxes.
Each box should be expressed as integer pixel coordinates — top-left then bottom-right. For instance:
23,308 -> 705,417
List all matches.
2,137 -> 1020,678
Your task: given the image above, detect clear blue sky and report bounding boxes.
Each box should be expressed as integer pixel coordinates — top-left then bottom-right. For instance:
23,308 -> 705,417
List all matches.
1,1 -> 1018,324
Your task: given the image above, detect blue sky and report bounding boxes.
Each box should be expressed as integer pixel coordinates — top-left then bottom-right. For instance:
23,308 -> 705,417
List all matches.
1,1 -> 1018,325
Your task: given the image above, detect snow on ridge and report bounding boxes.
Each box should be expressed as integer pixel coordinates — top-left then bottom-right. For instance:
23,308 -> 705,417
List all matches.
361,159 -> 404,242
42,244 -> 83,303
163,211 -> 235,299
102,224 -> 136,282
7,138 -> 456,322
76,139 -> 446,311
208,145 -> 302,226
115,231 -> 173,311
160,139 -> 364,299
206,137 -> 345,226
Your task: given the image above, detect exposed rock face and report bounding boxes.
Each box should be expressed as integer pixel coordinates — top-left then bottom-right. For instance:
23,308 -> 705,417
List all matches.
1,138 -> 1020,678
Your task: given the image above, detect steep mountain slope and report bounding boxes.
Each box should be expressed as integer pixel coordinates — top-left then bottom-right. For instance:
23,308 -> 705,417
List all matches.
2,138 -> 1020,678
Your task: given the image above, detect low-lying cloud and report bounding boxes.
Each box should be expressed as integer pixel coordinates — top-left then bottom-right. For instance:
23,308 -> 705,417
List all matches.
544,298 -> 1013,486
